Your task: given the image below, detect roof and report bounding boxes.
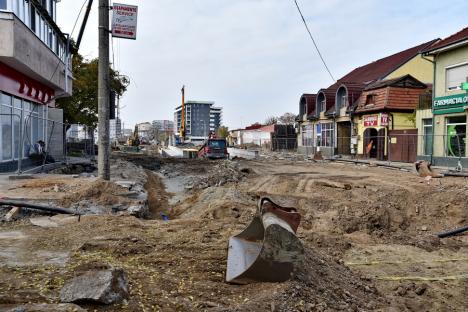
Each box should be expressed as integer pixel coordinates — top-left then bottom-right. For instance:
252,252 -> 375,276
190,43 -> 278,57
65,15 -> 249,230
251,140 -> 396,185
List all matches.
424,27 -> 468,53
337,39 -> 439,84
364,74 -> 428,91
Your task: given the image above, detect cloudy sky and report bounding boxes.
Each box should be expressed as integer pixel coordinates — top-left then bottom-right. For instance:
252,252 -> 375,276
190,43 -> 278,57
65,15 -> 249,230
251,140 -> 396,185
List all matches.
57,0 -> 467,130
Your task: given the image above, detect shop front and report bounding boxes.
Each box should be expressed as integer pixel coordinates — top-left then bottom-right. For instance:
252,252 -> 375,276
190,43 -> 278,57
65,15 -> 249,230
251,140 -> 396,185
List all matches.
431,94 -> 467,164
420,27 -> 468,167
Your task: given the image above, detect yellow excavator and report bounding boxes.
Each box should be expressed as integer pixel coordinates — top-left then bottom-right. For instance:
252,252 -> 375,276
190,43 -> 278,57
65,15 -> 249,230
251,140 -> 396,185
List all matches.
127,124 -> 140,147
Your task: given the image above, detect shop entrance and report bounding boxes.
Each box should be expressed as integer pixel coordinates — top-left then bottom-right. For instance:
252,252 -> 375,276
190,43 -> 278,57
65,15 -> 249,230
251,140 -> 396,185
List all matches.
336,121 -> 351,155
363,128 -> 385,160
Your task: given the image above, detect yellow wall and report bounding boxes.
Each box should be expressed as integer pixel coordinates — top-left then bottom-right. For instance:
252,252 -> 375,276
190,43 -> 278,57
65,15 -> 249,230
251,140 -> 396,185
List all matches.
354,112 -> 416,155
385,55 -> 434,84
415,109 -> 433,155
434,45 -> 468,98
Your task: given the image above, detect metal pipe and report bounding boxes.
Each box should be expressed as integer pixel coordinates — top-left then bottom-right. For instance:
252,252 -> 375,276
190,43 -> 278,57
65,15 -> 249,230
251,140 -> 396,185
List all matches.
437,226 -> 468,238
0,199 -> 81,215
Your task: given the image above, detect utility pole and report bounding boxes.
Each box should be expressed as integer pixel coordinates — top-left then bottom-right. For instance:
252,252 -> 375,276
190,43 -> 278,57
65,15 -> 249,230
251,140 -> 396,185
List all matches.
98,0 -> 110,180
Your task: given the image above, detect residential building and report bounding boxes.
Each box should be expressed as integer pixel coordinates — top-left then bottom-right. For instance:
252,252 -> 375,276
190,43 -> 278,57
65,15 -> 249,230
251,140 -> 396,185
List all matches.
136,122 -> 152,139
0,0 -> 72,171
420,27 -> 468,167
174,101 -> 222,143
229,124 -> 296,151
297,39 -> 437,158
152,120 -> 174,133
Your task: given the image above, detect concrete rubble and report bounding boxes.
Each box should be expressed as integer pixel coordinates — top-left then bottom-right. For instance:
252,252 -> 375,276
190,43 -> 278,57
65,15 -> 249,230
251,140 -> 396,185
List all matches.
60,268 -> 129,305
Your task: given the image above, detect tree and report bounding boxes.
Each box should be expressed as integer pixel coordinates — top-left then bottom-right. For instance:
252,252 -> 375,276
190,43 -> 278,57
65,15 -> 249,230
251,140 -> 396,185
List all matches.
217,126 -> 229,138
264,116 -> 278,125
278,112 -> 297,125
56,53 -> 129,128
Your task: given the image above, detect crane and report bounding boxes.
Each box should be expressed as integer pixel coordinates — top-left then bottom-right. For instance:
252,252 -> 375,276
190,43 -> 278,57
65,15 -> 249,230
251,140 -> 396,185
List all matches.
179,85 -> 186,142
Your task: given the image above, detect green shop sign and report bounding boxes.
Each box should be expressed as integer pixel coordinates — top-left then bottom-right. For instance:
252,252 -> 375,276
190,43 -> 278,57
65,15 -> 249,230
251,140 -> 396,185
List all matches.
433,94 -> 468,115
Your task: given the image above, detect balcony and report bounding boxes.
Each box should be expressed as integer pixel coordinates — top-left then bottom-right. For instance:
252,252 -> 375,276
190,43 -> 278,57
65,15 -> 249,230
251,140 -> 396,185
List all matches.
0,12 -> 72,95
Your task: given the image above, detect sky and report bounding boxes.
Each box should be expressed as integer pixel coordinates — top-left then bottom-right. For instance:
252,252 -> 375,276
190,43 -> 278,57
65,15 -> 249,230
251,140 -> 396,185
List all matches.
57,0 -> 468,130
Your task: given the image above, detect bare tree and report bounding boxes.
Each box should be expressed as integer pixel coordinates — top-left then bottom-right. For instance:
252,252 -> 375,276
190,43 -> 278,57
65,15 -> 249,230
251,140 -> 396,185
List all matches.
264,116 -> 278,125
278,112 -> 297,125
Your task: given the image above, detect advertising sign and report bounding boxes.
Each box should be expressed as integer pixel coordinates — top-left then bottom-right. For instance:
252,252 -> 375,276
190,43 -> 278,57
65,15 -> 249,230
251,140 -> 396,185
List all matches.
112,3 -> 138,39
380,113 -> 389,127
433,94 -> 468,110
363,115 -> 378,127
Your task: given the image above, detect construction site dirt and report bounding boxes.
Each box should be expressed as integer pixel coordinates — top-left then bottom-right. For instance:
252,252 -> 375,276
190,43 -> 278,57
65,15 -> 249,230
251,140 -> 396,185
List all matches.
0,154 -> 467,311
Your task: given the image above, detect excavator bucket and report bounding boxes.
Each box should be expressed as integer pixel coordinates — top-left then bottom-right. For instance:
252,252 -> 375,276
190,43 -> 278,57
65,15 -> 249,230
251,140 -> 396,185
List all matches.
226,197 -> 304,284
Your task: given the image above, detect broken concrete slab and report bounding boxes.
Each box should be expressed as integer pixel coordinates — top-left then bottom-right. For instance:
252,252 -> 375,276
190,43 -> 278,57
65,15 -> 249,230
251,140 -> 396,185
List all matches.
3,303 -> 87,312
29,217 -> 60,228
60,268 -> 129,305
4,207 -> 21,221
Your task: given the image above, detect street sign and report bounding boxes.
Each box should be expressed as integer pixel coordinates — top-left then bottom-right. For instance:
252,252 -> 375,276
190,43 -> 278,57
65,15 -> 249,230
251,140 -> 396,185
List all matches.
112,3 -> 138,40
380,113 -> 389,127
462,82 -> 468,91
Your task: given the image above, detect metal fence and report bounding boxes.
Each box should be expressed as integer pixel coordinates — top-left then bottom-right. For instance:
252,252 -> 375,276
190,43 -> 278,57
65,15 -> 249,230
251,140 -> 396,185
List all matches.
0,111 -> 96,175
297,133 -> 467,169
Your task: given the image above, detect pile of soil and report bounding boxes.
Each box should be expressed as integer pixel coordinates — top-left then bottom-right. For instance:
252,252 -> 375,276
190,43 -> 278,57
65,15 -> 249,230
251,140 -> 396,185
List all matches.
59,180 -> 132,208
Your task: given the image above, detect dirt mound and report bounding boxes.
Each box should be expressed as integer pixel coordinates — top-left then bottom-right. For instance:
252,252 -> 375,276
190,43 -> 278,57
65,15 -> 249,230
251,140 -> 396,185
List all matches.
188,160 -> 250,190
59,179 -> 132,208
172,186 -> 256,219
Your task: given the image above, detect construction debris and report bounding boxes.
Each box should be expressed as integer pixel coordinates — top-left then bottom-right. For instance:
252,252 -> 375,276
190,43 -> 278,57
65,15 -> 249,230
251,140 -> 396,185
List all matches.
415,160 -> 443,178
4,207 -> 21,222
3,304 -> 87,312
60,268 -> 129,305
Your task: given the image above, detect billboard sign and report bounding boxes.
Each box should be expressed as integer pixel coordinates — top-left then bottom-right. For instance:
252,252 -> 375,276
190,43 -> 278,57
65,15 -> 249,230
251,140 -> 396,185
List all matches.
112,3 -> 138,40
363,115 -> 378,127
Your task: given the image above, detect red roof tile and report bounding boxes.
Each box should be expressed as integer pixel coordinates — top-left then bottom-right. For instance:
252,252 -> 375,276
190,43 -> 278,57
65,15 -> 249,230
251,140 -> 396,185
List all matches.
337,39 -> 439,84
424,27 -> 468,53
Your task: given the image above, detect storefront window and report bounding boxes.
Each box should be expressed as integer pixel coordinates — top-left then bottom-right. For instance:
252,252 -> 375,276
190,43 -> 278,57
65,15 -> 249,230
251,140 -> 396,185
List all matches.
445,116 -> 466,157
1,93 -> 13,161
423,118 -> 433,155
318,123 -> 334,147
13,98 -> 22,159
302,125 -> 313,147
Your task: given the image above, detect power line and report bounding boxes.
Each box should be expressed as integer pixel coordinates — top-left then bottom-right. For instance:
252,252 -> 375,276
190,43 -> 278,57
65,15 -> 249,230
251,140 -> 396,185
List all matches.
293,0 -> 335,82
70,0 -> 89,38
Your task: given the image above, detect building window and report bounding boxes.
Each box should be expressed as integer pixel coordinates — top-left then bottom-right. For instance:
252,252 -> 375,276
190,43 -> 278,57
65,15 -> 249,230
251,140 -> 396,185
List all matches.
365,94 -> 375,105
422,118 -> 433,156
0,0 -> 7,10
446,63 -> 468,91
30,5 -> 36,31
317,123 -> 334,147
320,100 -> 326,112
0,93 -> 13,161
302,125 -> 313,147
445,116 -> 466,157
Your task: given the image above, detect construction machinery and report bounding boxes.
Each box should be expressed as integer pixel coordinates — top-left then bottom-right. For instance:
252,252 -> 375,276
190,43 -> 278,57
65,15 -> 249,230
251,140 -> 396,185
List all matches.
127,124 -> 140,147
179,85 -> 186,143
226,197 -> 304,284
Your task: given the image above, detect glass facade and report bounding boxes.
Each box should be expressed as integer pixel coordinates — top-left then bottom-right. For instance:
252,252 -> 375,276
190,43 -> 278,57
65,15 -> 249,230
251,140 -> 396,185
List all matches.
445,116 -> 466,157
317,123 -> 334,147
0,92 -> 47,162
422,118 -> 433,156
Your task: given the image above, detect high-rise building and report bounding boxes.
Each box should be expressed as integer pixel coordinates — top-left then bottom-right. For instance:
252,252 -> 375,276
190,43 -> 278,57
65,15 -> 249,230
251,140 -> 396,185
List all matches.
174,101 -> 222,142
